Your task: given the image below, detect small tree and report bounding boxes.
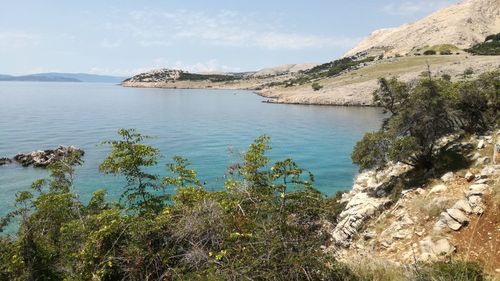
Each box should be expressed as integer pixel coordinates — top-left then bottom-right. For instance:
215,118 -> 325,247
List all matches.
311,82 -> 323,91
99,129 -> 165,212
463,67 -> 474,78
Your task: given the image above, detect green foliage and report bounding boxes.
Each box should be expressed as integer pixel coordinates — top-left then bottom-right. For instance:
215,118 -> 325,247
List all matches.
311,82 -> 323,91
99,128 -> 165,212
270,56 -> 375,88
417,261 -> 485,281
178,72 -> 241,82
351,131 -> 390,170
466,33 -> 500,55
463,67 -> 474,78
353,71 -> 497,171
373,77 -> 410,114
423,50 -> 437,55
1,131 -> 359,280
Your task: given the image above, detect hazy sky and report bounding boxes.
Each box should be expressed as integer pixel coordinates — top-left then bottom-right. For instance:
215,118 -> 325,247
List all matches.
0,0 -> 459,76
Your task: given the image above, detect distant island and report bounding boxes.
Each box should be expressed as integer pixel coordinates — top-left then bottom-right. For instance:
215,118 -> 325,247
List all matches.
0,73 -> 126,83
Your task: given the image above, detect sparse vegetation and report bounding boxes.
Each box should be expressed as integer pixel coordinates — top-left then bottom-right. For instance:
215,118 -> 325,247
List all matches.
466,33 -> 500,55
424,50 -> 437,55
312,82 -> 324,91
352,70 -> 499,171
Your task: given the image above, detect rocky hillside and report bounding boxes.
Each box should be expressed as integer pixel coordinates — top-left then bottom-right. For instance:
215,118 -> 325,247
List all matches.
121,63 -> 317,90
345,0 -> 500,58
122,0 -> 500,106
328,130 -> 500,277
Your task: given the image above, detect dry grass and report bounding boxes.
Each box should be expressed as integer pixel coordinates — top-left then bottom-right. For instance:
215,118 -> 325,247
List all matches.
344,255 -> 409,281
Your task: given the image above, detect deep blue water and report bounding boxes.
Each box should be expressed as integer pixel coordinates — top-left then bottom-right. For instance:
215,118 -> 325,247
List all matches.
0,82 -> 384,217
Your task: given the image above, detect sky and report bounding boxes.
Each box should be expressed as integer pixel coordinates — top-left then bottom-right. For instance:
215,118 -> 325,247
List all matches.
0,0 -> 460,76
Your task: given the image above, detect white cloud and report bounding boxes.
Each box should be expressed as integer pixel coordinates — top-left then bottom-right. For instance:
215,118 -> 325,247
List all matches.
88,58 -> 239,76
172,59 -> 240,73
104,9 -> 359,50
100,39 -> 122,49
382,0 -> 456,16
0,31 -> 40,48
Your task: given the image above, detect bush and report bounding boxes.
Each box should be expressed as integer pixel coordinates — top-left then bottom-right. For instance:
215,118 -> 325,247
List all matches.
424,50 -> 437,55
353,72 -> 497,171
466,33 -> 500,55
440,50 -> 452,55
441,74 -> 452,81
311,82 -> 323,91
463,67 -> 474,77
417,261 -> 486,281
0,131 -> 357,280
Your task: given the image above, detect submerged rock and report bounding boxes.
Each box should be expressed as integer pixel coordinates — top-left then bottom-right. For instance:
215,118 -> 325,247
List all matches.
13,145 -> 84,167
0,157 -> 12,166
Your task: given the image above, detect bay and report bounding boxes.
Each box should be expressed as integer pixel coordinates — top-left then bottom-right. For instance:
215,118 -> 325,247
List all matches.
0,82 -> 384,216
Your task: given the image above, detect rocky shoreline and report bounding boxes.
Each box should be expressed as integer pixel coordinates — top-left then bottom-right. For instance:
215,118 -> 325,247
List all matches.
328,130 -> 500,271
1,145 -> 84,167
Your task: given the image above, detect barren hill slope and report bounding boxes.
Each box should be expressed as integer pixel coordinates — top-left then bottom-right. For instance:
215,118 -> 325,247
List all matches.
345,0 -> 500,57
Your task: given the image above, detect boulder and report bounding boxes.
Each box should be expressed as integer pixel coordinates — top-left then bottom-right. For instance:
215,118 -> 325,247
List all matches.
467,195 -> 485,215
446,208 -> 470,225
436,212 -> 462,231
477,139 -> 485,149
452,199 -> 472,214
466,184 -> 488,196
430,184 -> 447,194
419,237 -> 455,262
480,166 -> 495,178
0,157 -> 12,166
476,156 -> 490,166
464,171 -> 475,182
440,172 -> 454,182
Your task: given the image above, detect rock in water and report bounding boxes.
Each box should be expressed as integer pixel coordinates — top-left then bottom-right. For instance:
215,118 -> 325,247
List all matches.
13,145 -> 84,167
0,157 -> 12,166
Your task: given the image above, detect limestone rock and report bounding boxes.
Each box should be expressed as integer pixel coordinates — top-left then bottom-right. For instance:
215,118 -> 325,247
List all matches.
419,237 -> 455,262
476,156 -> 490,166
331,192 -> 390,247
430,184 -> 447,194
464,171 -> 475,182
13,145 -> 84,167
446,208 -> 470,225
452,199 -> 473,214
477,139 -> 485,149
440,172 -> 454,182
467,195 -> 485,215
436,212 -> 462,231
480,166 -> 496,178
466,184 -> 488,196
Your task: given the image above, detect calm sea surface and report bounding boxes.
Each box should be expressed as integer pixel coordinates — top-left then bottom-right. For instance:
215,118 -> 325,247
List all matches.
0,82 -> 384,216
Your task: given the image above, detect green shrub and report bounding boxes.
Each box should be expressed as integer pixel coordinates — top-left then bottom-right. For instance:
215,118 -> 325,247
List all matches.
466,33 -> 500,55
417,261 -> 486,281
353,72 -> 497,171
423,50 -> 437,55
312,82 -> 324,91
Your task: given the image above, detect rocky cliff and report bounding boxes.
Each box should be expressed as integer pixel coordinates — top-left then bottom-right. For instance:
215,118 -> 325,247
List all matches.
328,130 -> 500,276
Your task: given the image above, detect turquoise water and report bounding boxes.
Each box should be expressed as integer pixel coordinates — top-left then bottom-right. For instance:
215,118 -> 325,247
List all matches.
0,82 -> 384,217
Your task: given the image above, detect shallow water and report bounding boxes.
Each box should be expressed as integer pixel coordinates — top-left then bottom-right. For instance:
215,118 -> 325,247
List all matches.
0,82 -> 384,216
